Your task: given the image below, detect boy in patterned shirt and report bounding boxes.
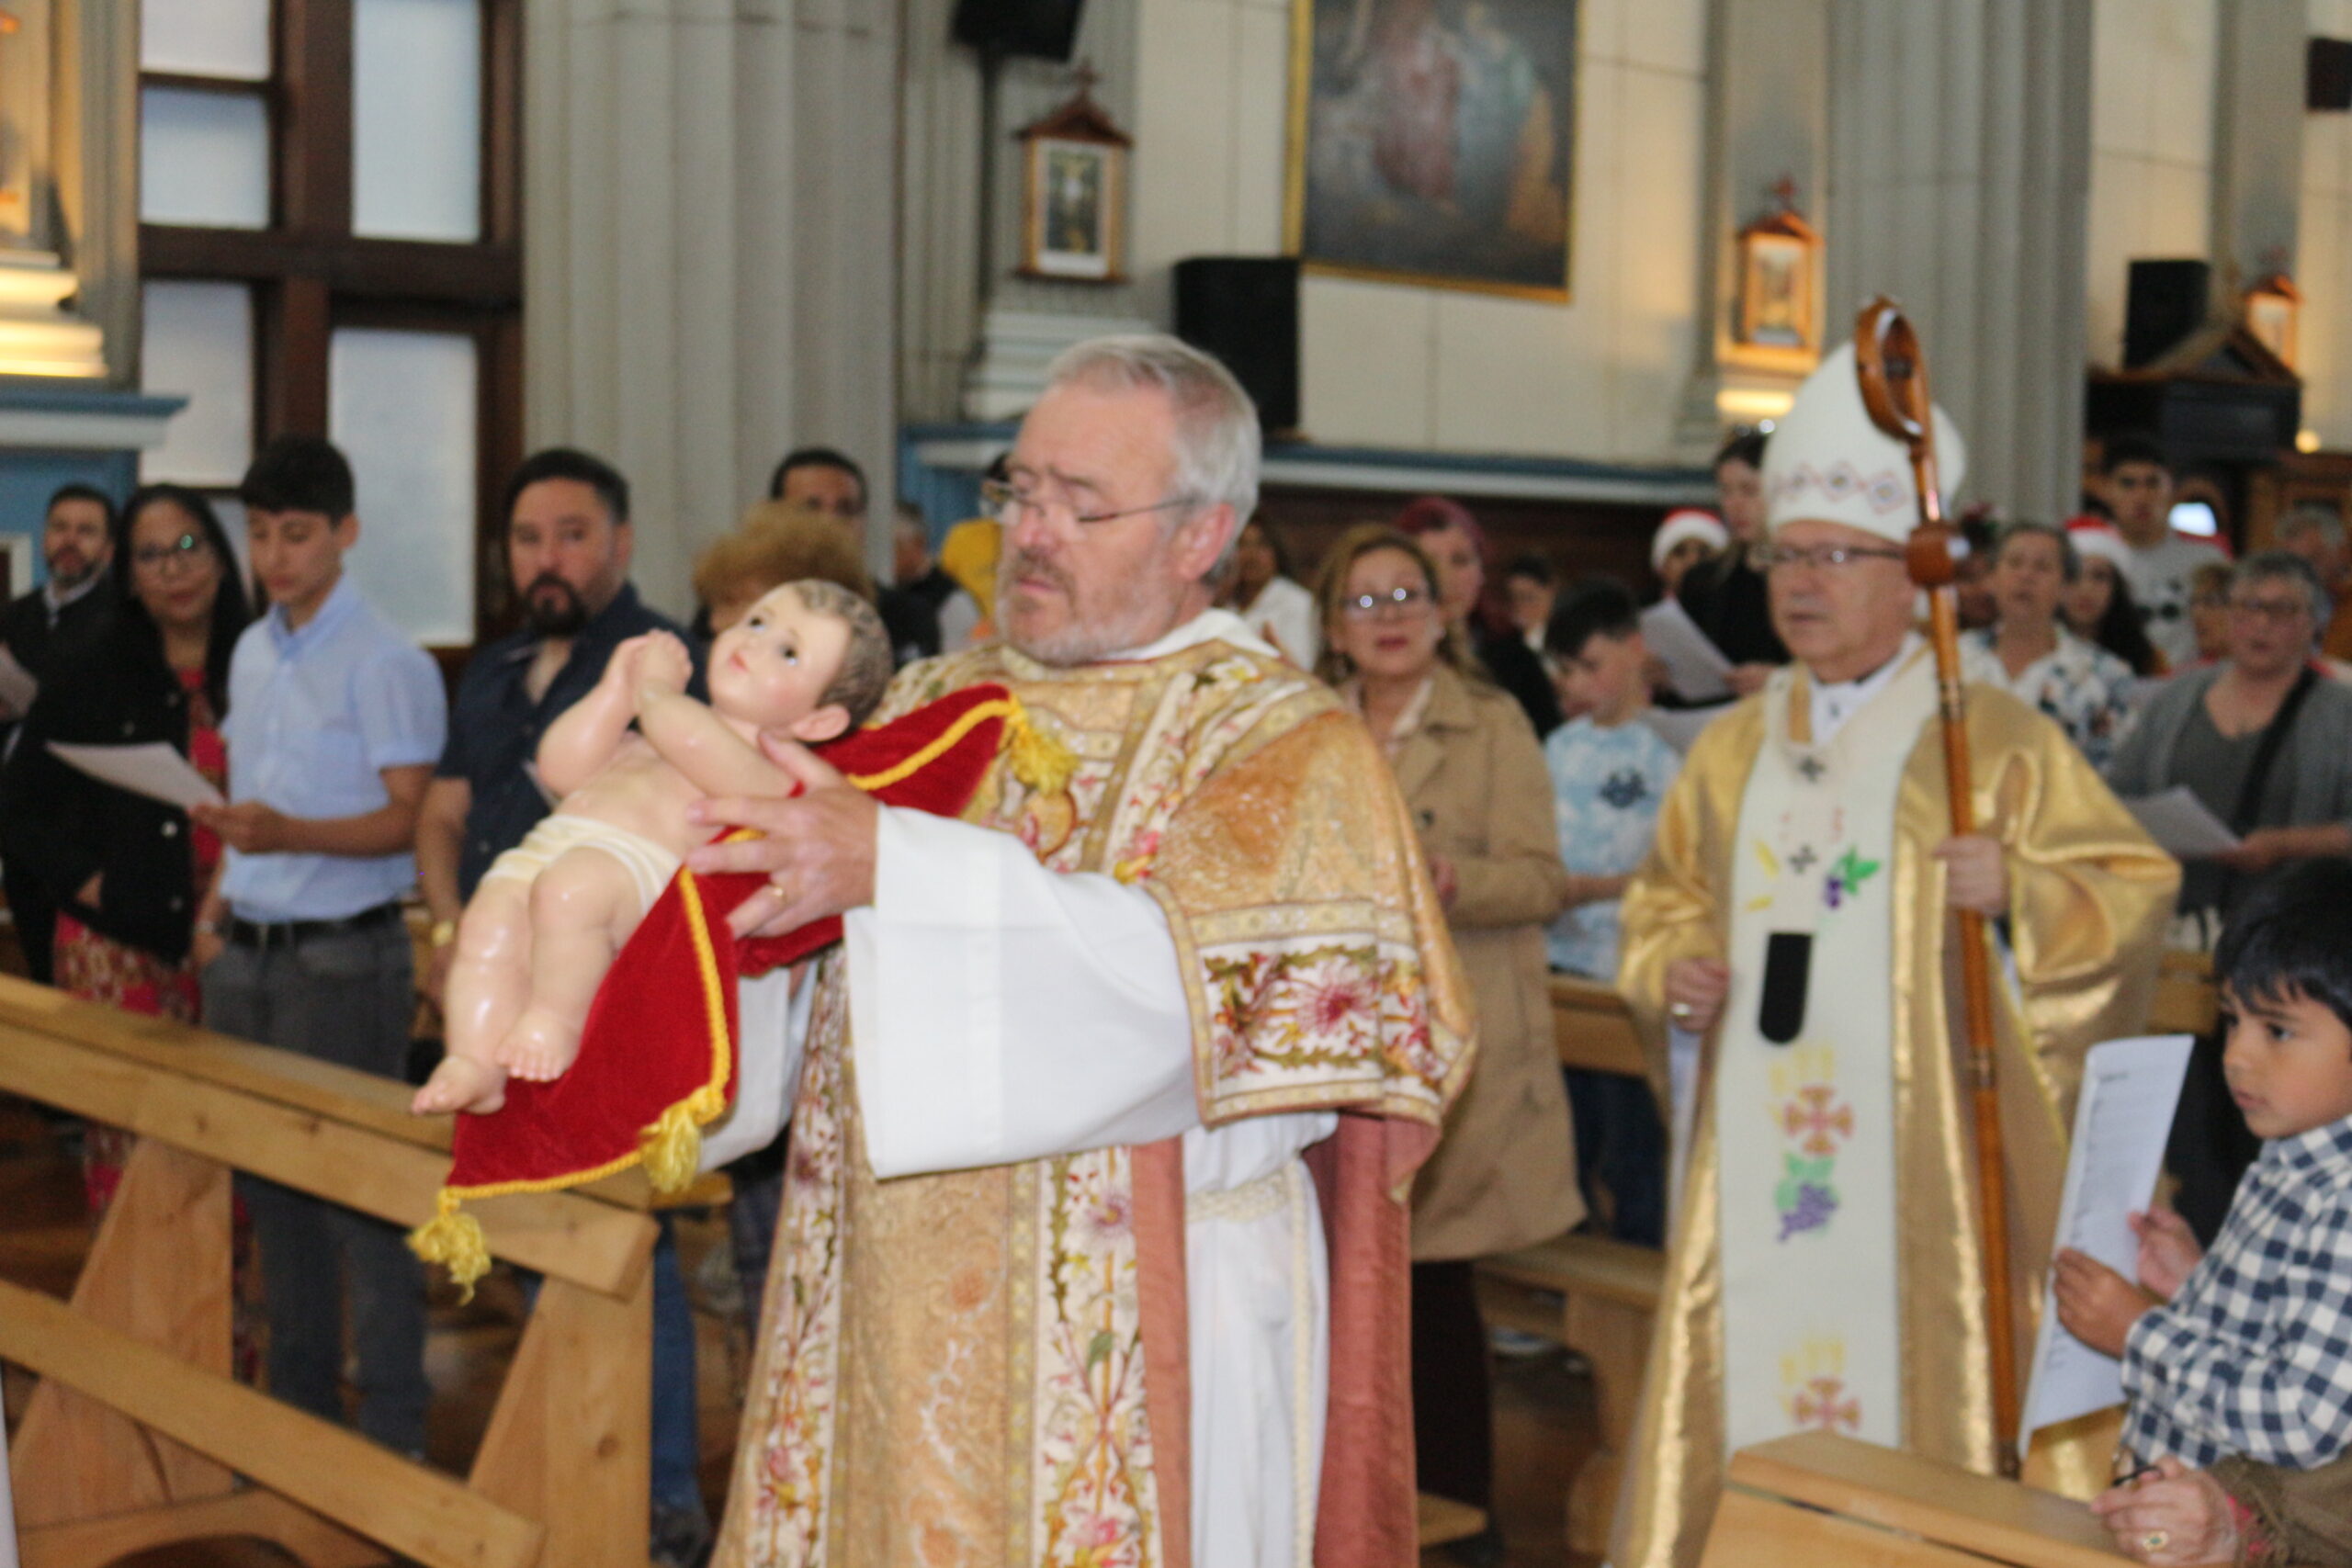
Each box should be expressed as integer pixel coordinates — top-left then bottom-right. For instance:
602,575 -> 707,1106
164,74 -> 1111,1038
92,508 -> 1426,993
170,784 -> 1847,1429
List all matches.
1543,579 -> 1681,1244
2053,857 -> 2352,1470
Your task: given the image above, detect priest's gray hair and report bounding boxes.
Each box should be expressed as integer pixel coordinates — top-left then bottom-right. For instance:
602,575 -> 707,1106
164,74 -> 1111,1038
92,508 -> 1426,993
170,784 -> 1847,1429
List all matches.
1044,334 -> 1261,579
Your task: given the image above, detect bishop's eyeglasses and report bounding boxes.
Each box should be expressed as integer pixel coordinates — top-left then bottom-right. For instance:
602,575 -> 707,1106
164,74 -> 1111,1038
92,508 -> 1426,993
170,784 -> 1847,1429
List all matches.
980,477 -> 1198,531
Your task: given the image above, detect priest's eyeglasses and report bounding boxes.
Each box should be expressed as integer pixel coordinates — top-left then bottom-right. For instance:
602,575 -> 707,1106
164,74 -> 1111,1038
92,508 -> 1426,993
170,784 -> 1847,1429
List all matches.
1752,543 -> 1907,573
1340,585 -> 1433,618
980,478 -> 1199,530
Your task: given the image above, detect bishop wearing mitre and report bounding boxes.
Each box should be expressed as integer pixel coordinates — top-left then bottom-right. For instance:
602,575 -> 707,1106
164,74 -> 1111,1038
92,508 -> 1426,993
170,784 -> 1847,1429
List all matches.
1611,342 -> 2179,1567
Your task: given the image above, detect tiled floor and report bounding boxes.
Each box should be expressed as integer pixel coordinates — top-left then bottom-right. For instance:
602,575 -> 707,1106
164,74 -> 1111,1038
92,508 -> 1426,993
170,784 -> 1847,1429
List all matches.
0,1100 -> 1601,1567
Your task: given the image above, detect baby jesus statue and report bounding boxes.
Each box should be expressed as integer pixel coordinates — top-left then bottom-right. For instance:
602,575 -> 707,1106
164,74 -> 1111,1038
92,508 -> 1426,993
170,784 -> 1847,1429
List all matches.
412,579 -> 893,1116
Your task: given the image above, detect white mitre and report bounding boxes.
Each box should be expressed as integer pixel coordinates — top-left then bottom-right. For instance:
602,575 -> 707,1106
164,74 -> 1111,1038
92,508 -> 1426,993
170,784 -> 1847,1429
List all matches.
1762,340 -> 1968,542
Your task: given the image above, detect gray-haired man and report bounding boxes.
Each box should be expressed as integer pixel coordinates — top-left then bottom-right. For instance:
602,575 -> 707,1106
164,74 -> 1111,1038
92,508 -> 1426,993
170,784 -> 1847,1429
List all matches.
695,336 -> 1474,1568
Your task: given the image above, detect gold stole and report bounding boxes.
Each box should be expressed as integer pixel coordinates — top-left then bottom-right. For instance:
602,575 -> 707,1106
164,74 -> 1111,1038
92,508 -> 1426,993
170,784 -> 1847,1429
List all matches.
1716,652 -> 1935,1450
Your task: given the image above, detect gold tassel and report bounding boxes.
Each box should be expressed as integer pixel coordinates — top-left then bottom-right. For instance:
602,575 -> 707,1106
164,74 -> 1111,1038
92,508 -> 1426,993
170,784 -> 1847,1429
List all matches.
640,1085 -> 729,1194
1005,701 -> 1076,796
408,1190 -> 492,1303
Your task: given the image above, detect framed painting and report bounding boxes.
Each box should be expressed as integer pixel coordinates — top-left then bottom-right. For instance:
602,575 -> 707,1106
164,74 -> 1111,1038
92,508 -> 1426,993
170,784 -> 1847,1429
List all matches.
1729,202 -> 1820,371
1283,0 -> 1577,299
1019,88 -> 1131,284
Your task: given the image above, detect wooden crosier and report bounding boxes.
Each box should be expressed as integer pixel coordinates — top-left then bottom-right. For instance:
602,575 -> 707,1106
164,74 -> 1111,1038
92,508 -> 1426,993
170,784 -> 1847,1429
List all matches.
1852,298 -> 2021,1478
0,975 -> 663,1568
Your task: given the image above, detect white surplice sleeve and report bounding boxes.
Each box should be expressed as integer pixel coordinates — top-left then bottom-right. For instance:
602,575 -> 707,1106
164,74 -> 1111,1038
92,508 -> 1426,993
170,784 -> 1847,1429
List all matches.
845,805 -> 1207,1179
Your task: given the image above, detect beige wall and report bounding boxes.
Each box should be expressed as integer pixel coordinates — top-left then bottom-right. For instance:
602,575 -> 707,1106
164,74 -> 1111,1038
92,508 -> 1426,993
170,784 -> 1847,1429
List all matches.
2084,0 -> 2215,368
1127,0 -> 1708,463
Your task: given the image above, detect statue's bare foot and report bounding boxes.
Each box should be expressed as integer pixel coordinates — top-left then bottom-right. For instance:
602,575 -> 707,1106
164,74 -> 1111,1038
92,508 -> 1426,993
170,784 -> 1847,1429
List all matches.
412,1055 -> 507,1115
493,1007 -> 584,1083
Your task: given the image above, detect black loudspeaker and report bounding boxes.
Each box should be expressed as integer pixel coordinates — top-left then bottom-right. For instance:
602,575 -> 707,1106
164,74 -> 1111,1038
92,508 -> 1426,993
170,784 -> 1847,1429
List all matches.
1173,257 -> 1300,434
2124,258 -> 2211,369
951,0 -> 1084,60
2312,38 -> 2352,111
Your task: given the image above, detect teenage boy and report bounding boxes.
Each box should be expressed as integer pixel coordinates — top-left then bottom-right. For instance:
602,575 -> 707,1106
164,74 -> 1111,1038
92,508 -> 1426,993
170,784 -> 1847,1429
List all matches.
195,435 -> 447,1455
2104,432 -> 2228,670
2053,857 -> 2352,1470
1543,580 -> 1682,1245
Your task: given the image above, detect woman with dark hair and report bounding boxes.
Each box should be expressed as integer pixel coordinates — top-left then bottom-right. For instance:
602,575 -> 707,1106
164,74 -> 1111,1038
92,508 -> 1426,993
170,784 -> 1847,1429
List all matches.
1396,493 -> 1563,736
2065,519 -> 2165,676
1,484 -> 251,1201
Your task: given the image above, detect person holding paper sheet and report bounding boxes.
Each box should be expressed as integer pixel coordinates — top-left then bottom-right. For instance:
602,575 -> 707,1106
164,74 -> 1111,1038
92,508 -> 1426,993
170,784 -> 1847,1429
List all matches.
2057,861 -> 2352,1482
1611,343 -> 2177,1568
1672,431 -> 1787,696
2103,553 -> 2352,925
0,486 -> 247,1026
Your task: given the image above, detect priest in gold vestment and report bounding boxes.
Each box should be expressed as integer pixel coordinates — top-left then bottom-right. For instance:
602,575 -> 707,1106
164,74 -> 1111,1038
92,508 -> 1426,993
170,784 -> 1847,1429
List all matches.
1611,344 -> 2179,1568
692,336 -> 1472,1568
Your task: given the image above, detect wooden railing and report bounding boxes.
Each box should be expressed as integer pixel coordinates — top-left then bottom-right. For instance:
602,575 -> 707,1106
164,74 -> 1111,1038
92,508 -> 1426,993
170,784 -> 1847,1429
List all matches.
0,975 -> 667,1568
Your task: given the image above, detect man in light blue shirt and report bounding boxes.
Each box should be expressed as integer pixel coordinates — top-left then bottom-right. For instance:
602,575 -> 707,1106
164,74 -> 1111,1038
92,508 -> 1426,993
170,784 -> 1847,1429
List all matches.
1544,581 -> 1680,1246
195,435 -> 446,1455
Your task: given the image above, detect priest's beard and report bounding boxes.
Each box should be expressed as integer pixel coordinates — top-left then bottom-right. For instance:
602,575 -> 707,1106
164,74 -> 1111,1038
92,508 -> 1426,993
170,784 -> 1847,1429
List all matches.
522,574 -> 591,637
998,546 -> 1189,667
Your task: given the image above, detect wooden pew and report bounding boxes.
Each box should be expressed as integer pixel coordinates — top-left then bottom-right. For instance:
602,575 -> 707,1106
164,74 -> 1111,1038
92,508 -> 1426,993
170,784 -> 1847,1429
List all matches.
0,975 -> 671,1568
1703,1430 -> 2130,1565
1518,960 -> 2217,1555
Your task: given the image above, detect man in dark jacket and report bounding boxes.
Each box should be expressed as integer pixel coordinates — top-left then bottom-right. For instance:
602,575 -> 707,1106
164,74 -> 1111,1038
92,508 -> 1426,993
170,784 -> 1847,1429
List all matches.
1,482 -> 119,981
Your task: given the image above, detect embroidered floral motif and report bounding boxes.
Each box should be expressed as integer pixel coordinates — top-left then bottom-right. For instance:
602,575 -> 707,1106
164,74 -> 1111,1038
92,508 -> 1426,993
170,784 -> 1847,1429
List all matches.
1822,845 -> 1881,909
1773,1081 -> 1853,1241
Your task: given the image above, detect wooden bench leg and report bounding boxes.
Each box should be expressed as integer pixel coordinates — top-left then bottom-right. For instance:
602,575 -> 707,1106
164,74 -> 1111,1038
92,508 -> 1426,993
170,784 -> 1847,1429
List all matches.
1565,1292 -> 1653,1557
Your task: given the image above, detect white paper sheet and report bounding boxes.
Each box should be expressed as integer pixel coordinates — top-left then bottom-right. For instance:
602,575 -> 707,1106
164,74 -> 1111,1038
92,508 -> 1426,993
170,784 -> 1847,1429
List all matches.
1638,598 -> 1735,704
2122,786 -> 2242,857
47,741 -> 225,811
0,646 -> 35,721
1639,705 -> 1718,756
2018,1032 -> 2195,1455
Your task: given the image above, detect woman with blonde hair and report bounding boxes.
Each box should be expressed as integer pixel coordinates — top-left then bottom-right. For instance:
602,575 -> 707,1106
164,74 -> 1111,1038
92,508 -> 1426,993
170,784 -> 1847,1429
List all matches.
1317,523 -> 1576,1564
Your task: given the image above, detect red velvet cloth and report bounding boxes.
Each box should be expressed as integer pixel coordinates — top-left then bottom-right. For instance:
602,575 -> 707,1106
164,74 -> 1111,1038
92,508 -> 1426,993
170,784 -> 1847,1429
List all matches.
443,683 -> 1017,1196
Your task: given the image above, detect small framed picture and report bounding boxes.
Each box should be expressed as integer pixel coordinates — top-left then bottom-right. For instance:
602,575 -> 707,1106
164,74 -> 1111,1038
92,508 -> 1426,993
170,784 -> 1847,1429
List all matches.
1019,89 -> 1130,284
1733,204 -> 1820,365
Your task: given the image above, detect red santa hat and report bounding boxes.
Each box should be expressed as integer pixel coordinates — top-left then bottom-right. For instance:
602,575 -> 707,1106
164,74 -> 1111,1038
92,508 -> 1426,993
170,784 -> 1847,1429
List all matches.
2064,516 -> 2133,572
1651,508 -> 1728,570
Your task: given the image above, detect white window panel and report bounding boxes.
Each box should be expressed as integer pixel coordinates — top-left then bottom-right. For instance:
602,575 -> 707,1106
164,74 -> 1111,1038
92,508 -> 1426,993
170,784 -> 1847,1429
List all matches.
141,87 -> 271,229
141,0 -> 272,80
353,0 -> 483,243
329,328 -> 478,645
141,281 -> 255,487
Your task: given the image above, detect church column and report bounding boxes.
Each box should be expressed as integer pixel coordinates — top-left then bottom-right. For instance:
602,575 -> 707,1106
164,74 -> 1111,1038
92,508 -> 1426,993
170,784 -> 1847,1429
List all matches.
525,0 -> 900,613
1675,0 -> 1831,455
1824,0 -> 2094,522
2209,2 -> 2303,306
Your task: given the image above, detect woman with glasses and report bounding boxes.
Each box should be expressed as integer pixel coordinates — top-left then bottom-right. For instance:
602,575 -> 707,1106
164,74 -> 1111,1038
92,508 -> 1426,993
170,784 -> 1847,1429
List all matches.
1316,524 -> 1576,1565
1,485 -> 252,1204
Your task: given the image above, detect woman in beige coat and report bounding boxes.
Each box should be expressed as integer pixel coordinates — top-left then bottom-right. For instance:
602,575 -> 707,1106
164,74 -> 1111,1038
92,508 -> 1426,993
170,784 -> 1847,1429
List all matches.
1317,524 -> 1578,1561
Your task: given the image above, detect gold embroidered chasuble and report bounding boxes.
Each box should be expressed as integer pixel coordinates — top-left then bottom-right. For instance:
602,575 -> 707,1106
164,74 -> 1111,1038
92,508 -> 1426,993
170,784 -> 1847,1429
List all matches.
714,637 -> 1472,1568
1611,670 -> 2178,1568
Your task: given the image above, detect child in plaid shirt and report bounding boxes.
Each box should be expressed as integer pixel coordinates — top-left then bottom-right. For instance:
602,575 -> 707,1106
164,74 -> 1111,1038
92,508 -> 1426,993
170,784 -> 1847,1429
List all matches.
2054,857 -> 2352,1471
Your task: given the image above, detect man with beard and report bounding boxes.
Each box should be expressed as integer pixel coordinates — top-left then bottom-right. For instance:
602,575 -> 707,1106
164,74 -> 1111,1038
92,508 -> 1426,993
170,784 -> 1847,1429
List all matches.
2,482 -> 119,981
413,446 -> 715,1568
702,336 -> 1472,1568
